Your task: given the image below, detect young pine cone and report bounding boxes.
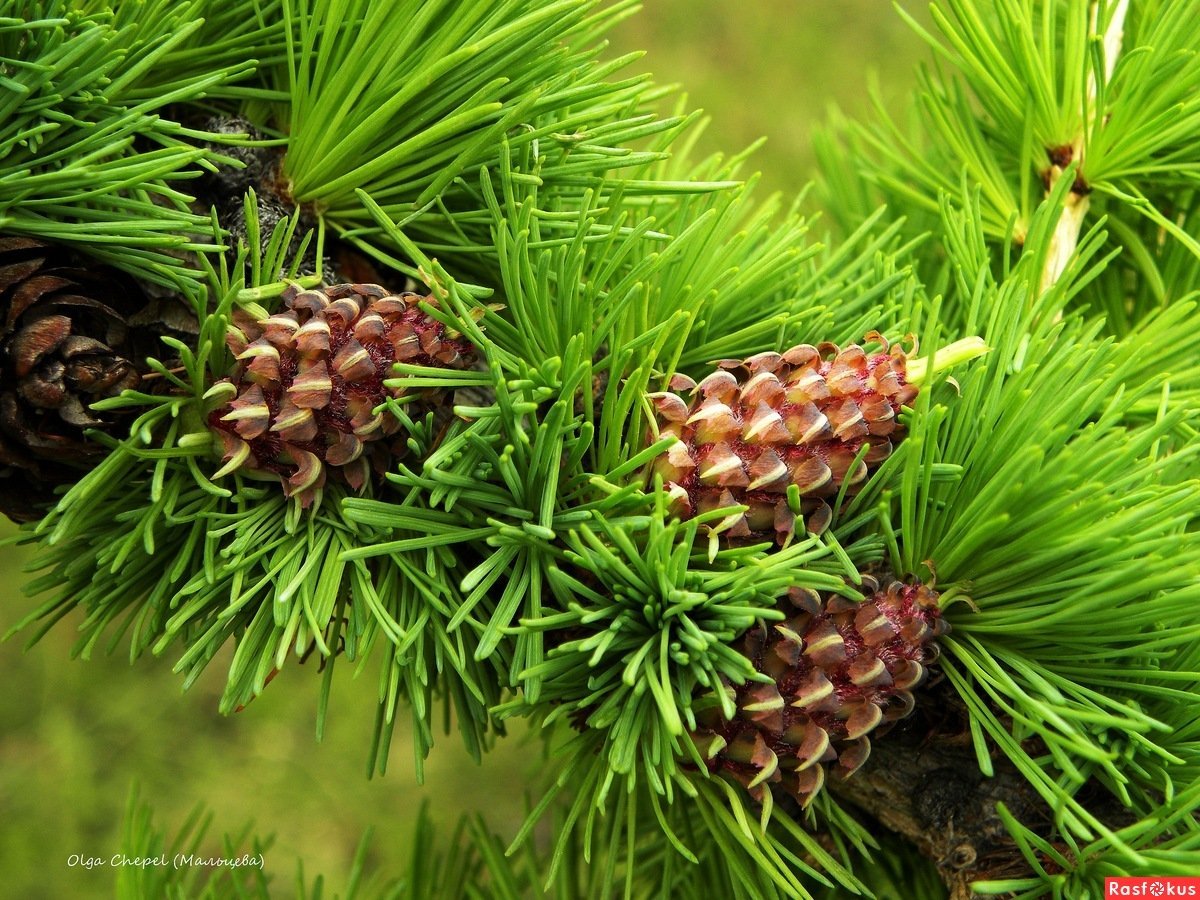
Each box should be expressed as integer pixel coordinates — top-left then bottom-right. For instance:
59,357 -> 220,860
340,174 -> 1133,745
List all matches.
649,334 -> 916,542
208,282 -> 474,506
0,237 -> 148,521
691,576 -> 946,808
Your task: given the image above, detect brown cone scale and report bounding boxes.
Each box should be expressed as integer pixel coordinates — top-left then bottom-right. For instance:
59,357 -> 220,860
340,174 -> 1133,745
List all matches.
0,237 -> 153,521
208,282 -> 473,506
650,334 -> 917,542
691,576 -> 946,808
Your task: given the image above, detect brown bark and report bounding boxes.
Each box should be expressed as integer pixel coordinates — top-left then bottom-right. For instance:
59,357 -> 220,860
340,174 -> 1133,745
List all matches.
827,682 -> 1053,899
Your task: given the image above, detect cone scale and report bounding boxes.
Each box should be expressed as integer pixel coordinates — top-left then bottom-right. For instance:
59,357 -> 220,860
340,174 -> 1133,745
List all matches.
0,236 -> 150,521
692,576 -> 947,807
650,333 -> 917,542
208,282 -> 472,506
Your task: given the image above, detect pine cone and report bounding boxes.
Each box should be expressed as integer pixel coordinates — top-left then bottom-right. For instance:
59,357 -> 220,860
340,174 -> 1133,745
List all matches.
691,576 -> 947,807
649,334 -> 917,542
0,237 -> 150,521
209,282 -> 474,506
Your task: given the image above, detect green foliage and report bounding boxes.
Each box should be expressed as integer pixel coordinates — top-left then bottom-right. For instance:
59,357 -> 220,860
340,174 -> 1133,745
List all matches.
840,188 -> 1200,887
467,141 -> 918,377
273,0 -> 710,279
817,0 -> 1200,334
0,0 -> 260,287
121,789 -> 878,900
7,215 -> 507,776
507,509 -> 863,785
7,1 -> 1200,898
116,787 -> 274,899
974,786 -> 1200,899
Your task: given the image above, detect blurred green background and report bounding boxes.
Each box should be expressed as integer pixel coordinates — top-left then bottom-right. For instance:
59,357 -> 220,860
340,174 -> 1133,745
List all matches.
0,3 -> 930,896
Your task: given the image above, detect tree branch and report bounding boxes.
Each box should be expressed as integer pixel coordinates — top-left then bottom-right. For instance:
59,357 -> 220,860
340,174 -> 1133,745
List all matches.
828,682 -> 1135,899
1039,0 -> 1130,295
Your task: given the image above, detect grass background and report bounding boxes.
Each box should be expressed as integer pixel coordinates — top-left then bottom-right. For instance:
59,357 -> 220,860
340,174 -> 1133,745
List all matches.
0,3 -> 931,896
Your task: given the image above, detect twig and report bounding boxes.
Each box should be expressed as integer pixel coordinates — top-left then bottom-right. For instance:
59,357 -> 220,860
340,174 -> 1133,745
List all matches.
1039,0 -> 1130,296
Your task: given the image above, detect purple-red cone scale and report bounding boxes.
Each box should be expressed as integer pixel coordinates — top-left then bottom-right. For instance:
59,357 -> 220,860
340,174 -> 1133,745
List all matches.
208,282 -> 472,505
650,334 -> 917,542
692,576 -> 947,807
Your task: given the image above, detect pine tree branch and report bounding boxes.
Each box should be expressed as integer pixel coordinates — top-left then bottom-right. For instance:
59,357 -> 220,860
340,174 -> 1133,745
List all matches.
828,682 -> 1138,900
1039,0 -> 1130,295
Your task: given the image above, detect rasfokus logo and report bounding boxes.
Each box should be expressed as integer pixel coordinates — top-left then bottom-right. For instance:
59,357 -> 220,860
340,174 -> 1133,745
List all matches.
1106,878 -> 1200,897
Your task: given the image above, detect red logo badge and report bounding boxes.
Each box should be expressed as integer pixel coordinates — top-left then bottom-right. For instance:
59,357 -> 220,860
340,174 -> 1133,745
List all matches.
1105,879 -> 1200,897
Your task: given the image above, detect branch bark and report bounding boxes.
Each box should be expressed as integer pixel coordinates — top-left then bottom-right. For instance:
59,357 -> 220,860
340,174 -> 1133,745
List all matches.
827,682 -> 1045,898
827,681 -> 1137,898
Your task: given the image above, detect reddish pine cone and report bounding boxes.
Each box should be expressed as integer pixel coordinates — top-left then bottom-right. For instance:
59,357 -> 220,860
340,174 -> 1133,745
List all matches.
209,282 -> 473,505
650,334 -> 917,541
691,576 -> 946,808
